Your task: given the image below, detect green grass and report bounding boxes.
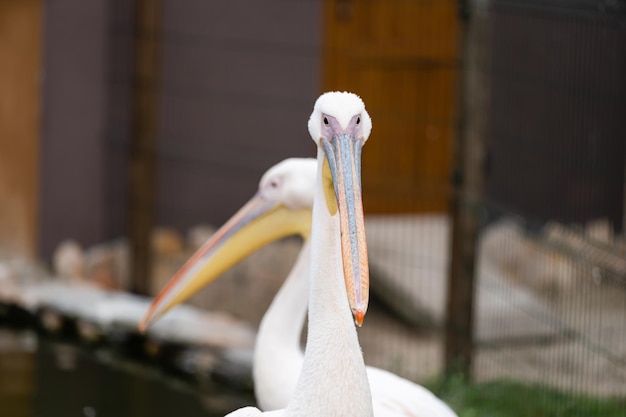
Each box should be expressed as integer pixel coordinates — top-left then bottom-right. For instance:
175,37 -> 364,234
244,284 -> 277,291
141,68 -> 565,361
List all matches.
426,376 -> 626,417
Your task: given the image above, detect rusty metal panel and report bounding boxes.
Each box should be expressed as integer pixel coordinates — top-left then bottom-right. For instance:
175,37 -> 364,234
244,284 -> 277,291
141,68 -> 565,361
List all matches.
487,0 -> 626,231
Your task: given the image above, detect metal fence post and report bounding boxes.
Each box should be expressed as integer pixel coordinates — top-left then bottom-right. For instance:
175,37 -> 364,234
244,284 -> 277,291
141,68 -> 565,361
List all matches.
444,0 -> 489,378
129,0 -> 162,295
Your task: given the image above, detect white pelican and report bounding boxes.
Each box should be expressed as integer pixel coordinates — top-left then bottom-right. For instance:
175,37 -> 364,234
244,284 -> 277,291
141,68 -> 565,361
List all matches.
142,91 -> 375,417
140,106 -> 458,417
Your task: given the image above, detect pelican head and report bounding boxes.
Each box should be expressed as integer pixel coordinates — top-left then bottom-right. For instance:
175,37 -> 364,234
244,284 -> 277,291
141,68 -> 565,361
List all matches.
308,91 -> 371,326
139,158 -> 316,331
307,92 -> 372,146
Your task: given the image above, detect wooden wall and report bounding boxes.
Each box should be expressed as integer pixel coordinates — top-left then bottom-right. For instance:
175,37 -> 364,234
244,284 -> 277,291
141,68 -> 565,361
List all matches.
37,0 -> 322,257
322,0 -> 459,213
0,0 -> 42,258
156,0 -> 322,230
38,0 -> 112,257
7,0 -> 461,258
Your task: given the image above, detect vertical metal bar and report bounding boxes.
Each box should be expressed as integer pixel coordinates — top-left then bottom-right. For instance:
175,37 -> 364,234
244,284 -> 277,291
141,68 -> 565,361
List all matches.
129,0 -> 162,295
444,0 -> 489,378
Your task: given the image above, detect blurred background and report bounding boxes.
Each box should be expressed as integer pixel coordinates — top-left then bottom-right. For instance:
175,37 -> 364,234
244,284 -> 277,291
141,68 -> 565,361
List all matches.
0,0 -> 625,416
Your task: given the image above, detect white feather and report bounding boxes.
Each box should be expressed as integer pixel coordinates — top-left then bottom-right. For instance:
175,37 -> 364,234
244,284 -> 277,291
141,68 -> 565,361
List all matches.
308,91 -> 372,144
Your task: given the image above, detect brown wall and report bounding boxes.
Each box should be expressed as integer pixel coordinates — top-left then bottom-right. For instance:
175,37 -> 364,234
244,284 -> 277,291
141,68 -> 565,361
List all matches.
487,1 -> 626,231
39,0 -> 111,257
38,0 -> 322,257
0,0 -> 42,258
322,0 -> 458,213
156,0 -> 321,230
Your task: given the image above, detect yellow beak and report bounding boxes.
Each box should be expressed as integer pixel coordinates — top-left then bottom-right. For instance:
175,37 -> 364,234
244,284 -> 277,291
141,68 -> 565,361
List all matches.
139,194 -> 311,332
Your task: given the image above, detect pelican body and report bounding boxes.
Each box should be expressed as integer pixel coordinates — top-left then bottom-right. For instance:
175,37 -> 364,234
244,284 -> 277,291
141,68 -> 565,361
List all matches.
142,92 -> 374,417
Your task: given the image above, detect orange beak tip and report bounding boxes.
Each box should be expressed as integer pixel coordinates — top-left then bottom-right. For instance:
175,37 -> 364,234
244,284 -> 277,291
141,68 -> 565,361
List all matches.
138,318 -> 149,334
354,310 -> 365,327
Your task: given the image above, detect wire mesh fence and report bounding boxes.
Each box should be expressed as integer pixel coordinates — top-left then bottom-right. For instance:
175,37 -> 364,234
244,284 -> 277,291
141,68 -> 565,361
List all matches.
475,216 -> 626,393
465,0 -> 626,413
54,0 -> 626,399
1,0 -> 625,415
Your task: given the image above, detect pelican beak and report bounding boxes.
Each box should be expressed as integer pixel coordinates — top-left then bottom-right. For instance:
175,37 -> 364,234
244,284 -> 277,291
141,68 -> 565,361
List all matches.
322,133 -> 369,326
139,194 -> 311,332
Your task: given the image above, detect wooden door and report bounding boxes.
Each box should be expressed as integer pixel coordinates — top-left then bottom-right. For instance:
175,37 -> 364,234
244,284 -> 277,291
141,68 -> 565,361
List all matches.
0,0 -> 41,257
323,0 -> 459,213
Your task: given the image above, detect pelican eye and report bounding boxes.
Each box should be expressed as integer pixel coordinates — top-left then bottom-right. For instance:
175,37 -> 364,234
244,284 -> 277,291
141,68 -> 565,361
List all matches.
323,117 -> 329,125
356,116 -> 360,124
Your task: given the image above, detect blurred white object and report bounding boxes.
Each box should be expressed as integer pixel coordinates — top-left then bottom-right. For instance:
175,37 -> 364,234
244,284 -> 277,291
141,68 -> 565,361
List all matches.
52,240 -> 86,281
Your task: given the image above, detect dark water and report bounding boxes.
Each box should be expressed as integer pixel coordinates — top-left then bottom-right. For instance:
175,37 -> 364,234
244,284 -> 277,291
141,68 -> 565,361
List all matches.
0,328 -> 254,417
